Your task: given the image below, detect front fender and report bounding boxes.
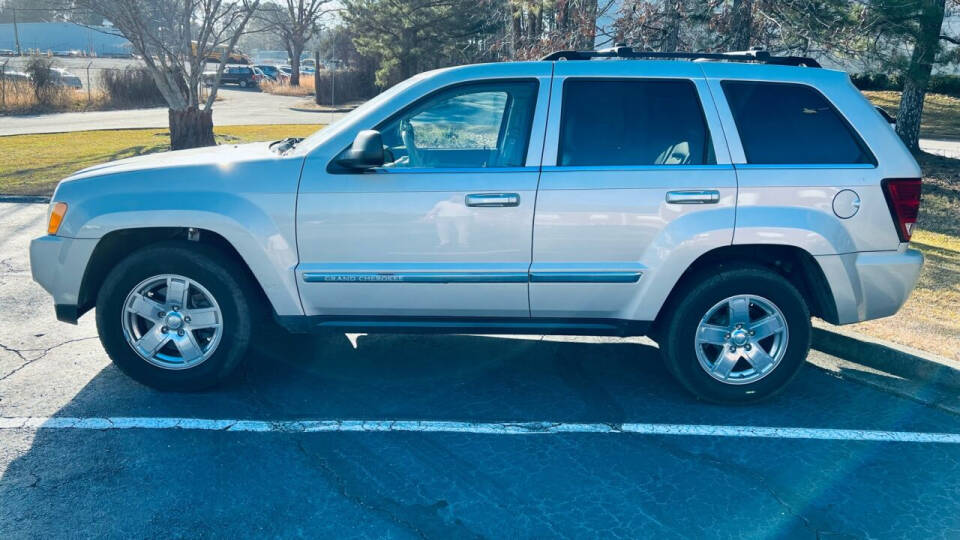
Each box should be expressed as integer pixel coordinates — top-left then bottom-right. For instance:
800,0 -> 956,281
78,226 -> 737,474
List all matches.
53,159 -> 304,316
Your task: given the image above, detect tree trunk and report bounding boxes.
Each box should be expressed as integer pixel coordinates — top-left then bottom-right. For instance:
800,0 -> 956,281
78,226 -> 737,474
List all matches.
511,3 -> 523,56
895,0 -> 946,152
662,1 -> 682,53
290,45 -> 303,87
169,107 -> 215,150
731,0 -> 753,51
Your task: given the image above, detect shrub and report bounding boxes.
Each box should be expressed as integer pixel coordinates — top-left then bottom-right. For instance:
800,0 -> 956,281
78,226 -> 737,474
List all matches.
313,69 -> 376,105
927,75 -> 960,97
100,67 -> 166,108
24,57 -> 62,105
851,72 -> 960,97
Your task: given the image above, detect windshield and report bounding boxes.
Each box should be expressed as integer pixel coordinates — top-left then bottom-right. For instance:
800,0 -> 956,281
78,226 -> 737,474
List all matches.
292,74 -> 426,155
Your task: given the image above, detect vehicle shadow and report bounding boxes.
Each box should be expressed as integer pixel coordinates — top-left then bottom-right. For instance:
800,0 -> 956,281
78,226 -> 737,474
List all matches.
17,329 -> 925,427
47,331 -> 683,423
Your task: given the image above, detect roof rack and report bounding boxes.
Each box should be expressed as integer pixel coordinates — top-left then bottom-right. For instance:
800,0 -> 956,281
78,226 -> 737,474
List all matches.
540,45 -> 821,68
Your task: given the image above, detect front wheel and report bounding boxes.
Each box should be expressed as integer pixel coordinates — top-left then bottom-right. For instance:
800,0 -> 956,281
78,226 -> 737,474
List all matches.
658,266 -> 811,403
239,80 -> 248,88
96,243 -> 253,391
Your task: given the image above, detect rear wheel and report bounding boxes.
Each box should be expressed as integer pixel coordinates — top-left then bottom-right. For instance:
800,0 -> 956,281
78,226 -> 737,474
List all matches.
239,79 -> 248,88
96,243 -> 253,391
659,267 -> 811,403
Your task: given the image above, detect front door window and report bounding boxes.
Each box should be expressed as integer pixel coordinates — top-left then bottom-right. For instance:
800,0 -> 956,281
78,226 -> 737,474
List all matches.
375,80 -> 538,169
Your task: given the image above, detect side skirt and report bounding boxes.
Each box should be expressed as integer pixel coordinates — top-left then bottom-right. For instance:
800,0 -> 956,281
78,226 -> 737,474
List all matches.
275,315 -> 651,337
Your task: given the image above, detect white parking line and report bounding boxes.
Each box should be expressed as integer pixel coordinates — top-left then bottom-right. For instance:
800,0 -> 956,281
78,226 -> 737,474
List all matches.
1,417 -> 959,443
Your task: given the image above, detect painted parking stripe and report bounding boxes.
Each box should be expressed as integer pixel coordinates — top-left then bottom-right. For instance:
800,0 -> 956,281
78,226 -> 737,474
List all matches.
1,417 -> 960,443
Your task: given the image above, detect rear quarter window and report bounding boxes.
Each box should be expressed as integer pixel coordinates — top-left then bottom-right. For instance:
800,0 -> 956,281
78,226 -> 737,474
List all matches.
722,81 -> 875,165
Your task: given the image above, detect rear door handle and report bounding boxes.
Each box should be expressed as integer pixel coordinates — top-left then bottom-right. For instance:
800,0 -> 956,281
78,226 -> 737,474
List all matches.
665,190 -> 720,204
465,193 -> 520,207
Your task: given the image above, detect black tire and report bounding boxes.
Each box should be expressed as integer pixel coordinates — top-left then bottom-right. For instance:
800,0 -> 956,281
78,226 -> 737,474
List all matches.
95,242 -> 253,391
659,266 -> 811,404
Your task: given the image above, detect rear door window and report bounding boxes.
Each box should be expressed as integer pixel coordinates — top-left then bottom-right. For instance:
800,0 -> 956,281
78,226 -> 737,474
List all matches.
722,81 -> 875,165
558,79 -> 715,167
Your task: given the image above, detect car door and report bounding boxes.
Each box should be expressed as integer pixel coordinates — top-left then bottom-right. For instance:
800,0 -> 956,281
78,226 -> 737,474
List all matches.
295,71 -> 551,320
529,61 -> 737,323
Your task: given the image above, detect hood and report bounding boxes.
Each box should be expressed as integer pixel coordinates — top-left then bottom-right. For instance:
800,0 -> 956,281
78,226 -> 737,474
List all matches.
67,141 -> 277,182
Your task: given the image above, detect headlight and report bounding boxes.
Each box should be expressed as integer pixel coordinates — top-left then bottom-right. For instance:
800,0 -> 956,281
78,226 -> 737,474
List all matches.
47,202 -> 68,235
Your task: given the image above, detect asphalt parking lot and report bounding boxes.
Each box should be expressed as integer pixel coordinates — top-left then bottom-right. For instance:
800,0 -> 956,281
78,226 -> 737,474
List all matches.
2,200 -> 960,538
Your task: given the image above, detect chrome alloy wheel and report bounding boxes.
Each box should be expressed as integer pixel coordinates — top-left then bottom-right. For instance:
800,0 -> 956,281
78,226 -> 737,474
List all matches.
694,294 -> 789,385
120,274 -> 224,370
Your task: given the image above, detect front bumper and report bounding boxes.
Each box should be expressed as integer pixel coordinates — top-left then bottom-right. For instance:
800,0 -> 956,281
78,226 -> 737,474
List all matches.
816,247 -> 924,325
29,235 -> 99,324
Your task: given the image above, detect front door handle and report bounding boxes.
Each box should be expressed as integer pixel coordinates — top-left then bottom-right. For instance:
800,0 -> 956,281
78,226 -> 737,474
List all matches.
465,193 -> 520,207
665,190 -> 720,204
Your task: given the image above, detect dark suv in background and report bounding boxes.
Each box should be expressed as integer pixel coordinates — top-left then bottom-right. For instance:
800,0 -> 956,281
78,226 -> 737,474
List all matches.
203,65 -> 261,88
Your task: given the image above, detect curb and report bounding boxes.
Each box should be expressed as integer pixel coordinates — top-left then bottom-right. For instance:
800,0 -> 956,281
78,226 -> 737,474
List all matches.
289,106 -> 356,114
811,323 -> 960,391
0,195 -> 50,203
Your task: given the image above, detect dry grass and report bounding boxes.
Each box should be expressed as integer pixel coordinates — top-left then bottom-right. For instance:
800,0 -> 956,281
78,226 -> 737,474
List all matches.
260,75 -> 315,97
838,152 -> 960,360
863,91 -> 960,140
0,124 -> 323,196
845,229 -> 960,360
0,80 -> 109,114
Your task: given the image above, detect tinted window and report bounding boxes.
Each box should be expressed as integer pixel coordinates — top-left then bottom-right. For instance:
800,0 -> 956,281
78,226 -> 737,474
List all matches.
375,80 -> 538,169
722,81 -> 873,165
558,79 -> 714,167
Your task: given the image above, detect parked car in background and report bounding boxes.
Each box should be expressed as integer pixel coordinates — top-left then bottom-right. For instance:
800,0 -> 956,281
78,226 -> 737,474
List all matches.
0,49 -> 15,57
0,70 -> 30,82
31,47 -> 923,403
203,64 -> 261,89
51,68 -> 82,89
254,64 -> 287,83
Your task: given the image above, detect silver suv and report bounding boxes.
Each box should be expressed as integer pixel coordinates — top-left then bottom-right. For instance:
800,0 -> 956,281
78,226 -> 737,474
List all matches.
30,48 -> 924,402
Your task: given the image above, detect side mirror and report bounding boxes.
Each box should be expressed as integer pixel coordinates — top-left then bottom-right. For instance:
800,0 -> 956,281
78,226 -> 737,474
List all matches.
337,130 -> 385,170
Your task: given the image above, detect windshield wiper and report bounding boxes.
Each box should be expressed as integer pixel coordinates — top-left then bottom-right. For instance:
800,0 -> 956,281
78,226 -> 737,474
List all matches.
270,137 -> 304,154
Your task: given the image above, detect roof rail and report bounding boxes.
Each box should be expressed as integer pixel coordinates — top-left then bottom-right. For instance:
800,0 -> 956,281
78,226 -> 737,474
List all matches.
540,45 -> 821,68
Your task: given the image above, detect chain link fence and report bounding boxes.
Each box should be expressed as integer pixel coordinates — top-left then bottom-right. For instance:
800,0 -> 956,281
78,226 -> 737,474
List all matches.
0,59 -> 172,114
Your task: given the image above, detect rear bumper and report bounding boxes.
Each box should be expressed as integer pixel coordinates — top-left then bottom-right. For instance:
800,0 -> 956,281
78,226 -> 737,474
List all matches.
29,235 -> 99,324
816,247 -> 923,324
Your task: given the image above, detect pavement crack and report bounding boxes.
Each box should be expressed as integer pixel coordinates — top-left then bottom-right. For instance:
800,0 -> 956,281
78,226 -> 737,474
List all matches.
0,342 -> 28,362
0,336 -> 98,382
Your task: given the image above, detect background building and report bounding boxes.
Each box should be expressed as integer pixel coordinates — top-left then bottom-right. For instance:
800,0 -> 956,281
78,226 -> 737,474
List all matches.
0,22 -> 131,56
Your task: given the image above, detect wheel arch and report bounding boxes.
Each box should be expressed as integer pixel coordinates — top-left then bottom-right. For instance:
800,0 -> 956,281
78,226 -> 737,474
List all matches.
651,244 -> 839,337
77,227 -> 281,320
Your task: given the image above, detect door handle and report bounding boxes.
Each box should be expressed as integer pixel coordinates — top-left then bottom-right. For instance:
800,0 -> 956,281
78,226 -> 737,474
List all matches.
665,190 -> 720,204
465,193 -> 520,207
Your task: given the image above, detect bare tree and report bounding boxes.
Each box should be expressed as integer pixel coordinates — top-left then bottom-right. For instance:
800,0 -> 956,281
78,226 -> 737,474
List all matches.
75,0 -> 260,149
501,0 -> 613,59
257,0 -> 332,86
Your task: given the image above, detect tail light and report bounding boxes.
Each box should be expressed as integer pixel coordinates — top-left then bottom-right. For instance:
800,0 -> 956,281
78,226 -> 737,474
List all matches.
881,178 -> 921,242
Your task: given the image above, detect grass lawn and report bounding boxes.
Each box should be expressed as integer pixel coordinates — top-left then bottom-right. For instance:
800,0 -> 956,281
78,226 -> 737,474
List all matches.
863,91 -> 960,140
841,151 -> 960,360
0,124 -> 322,196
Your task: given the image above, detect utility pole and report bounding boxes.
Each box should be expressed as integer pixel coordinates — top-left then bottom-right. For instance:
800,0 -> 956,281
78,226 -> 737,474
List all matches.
12,7 -> 22,56
313,50 -> 320,106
